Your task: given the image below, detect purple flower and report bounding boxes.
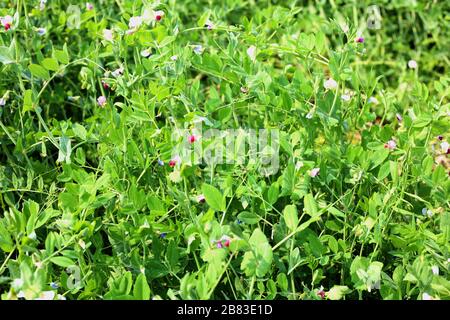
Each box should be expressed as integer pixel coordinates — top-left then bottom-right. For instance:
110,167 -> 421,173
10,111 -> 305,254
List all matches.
356,37 -> 364,43
216,242 -> 223,249
97,95 -> 107,107
157,159 -> 164,166
197,194 -> 206,203
160,232 -> 167,239
396,113 -> 403,122
50,282 -> 59,289
309,168 -> 320,177
384,139 -> 396,150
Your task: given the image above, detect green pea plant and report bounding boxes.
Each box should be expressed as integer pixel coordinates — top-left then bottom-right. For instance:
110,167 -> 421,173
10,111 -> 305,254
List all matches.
0,0 -> 449,300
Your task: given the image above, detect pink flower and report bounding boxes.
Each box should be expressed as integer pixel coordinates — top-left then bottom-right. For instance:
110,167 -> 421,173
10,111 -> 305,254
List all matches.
197,194 -> 206,203
317,286 -> 325,299
1,15 -> 13,31
86,2 -> 94,10
154,10 -> 165,21
240,87 -> 249,94
323,78 -> 338,90
103,29 -> 113,42
310,168 -> 320,177
216,242 -> 223,249
169,160 -> 176,167
408,60 -> 418,69
102,80 -> 110,90
356,37 -> 364,43
223,239 -> 230,247
384,140 -> 396,150
97,96 -> 107,107
188,134 -> 197,143
204,20 -> 214,30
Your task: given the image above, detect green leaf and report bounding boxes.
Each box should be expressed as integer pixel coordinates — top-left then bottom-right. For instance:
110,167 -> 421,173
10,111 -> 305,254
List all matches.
241,228 -> 273,277
72,123 -> 87,140
133,273 -> 151,300
54,49 -> 69,64
0,46 -> 15,65
22,89 -> 33,112
237,211 -> 260,224
327,207 -> 345,218
267,183 -> 279,205
50,256 -> 75,268
202,183 -> 226,212
0,221 -> 14,252
327,285 -> 350,300
304,193 -> 318,217
41,58 -> 59,71
29,64 -> 50,80
197,11 -> 211,27
56,136 -> 72,164
283,204 -> 298,232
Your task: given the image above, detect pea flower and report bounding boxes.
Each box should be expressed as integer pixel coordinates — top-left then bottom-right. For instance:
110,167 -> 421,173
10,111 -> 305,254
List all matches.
437,135 -> 443,141
422,208 -> 432,217
12,279 -> 24,288
86,2 -> 94,10
140,49 -> 152,58
440,141 -> 449,153
384,139 -> 396,150
306,111 -> 314,119
216,241 -> 223,249
39,0 -> 47,10
188,134 -> 197,143
240,87 -> 249,94
50,282 -> 59,289
160,232 -> 167,239
317,286 -> 325,299
431,265 -> 439,275
204,20 -> 214,30
168,155 -> 181,168
157,159 -> 164,166
102,80 -> 110,90
193,45 -> 204,55
154,10 -> 165,21
323,78 -> 338,90
170,55 -> 178,61
247,45 -> 257,62
97,95 -> 107,107
340,24 -> 349,33
356,37 -> 364,43
341,94 -> 351,102
0,98 -> 5,106
35,291 -> 55,300
128,16 -> 143,30
422,292 -> 433,300
36,28 -> 46,36
197,194 -> 205,203
103,29 -> 113,42
408,60 -> 418,69
310,168 -> 320,177
1,15 -> 13,31
295,161 -> 304,170
396,113 -> 403,122
112,66 -> 124,77
368,96 -> 379,105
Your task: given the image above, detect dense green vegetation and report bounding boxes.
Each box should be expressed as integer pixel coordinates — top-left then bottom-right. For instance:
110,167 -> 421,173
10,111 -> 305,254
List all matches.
0,0 -> 449,300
